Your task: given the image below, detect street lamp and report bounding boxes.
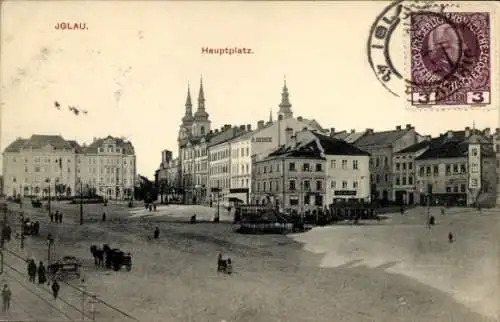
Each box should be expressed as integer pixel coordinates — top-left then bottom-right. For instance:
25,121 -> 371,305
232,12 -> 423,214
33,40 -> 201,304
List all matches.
45,178 -> 51,215
79,180 -> 84,225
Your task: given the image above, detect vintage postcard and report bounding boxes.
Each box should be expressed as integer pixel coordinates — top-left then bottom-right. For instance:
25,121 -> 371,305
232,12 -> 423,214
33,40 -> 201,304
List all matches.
0,1 -> 499,322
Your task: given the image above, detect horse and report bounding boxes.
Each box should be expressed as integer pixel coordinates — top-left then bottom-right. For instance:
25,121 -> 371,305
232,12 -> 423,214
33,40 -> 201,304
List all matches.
90,245 -> 104,267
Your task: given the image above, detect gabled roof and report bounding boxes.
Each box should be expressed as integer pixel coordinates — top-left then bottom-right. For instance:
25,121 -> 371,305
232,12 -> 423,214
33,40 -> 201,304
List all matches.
312,132 -> 371,156
83,136 -> 135,154
268,140 -> 324,159
3,135 -> 75,153
354,129 -> 411,147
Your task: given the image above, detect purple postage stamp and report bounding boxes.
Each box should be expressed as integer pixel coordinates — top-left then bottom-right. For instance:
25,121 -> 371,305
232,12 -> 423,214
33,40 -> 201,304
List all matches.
410,11 -> 491,107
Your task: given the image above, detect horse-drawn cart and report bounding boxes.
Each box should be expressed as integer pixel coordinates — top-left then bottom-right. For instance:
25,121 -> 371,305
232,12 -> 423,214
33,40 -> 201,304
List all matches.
48,256 -> 82,280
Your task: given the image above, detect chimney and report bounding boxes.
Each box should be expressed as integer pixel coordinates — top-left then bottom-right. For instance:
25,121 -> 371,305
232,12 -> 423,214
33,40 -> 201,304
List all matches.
465,126 -> 470,137
447,131 -> 453,138
366,128 -> 374,134
405,124 -> 412,130
246,124 -> 251,131
297,116 -> 303,121
351,129 -> 355,134
285,127 -> 294,145
257,120 -> 265,129
396,125 -> 402,130
483,127 -> 491,137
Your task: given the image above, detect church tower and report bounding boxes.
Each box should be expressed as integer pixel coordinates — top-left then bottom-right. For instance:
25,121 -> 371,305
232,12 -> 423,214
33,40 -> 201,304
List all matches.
192,77 -> 211,137
178,84 -> 194,142
277,79 -> 293,120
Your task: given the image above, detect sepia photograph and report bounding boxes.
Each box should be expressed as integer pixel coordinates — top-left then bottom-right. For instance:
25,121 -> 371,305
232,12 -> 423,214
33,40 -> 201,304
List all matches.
1,1 -> 499,321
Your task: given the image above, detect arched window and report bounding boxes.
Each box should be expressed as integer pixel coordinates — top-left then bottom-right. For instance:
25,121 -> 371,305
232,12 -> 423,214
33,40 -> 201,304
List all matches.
200,126 -> 205,135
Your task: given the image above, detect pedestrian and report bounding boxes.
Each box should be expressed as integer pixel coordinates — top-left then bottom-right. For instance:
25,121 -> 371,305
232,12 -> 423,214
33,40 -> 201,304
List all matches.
54,211 -> 59,223
38,261 -> 47,285
441,207 -> 445,215
51,280 -> 60,300
2,284 -> 11,312
153,227 -> 159,239
27,259 -> 37,283
153,203 -> 157,211
448,232 -> 454,243
50,212 -> 54,222
102,212 -> 106,222
59,212 -> 63,223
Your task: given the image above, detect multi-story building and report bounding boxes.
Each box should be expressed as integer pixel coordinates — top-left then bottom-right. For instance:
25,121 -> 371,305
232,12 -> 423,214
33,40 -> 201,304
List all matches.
208,125 -> 250,204
492,128 -> 500,204
2,134 -> 136,200
392,136 -> 433,205
177,79 -> 212,203
349,124 -> 424,203
228,81 -> 328,203
155,150 -> 181,202
415,128 -> 496,207
252,128 -> 370,213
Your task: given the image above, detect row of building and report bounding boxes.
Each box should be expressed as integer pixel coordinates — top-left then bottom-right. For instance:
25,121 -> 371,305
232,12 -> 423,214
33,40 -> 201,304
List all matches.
155,78 -> 499,213
2,135 -> 137,200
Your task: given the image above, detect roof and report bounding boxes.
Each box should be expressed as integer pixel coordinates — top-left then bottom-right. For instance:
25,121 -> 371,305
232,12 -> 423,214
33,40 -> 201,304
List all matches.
414,131 -> 490,160
312,132 -> 371,156
4,138 -> 27,152
268,140 -> 324,159
396,139 -> 433,154
354,129 -> 411,147
83,136 -> 135,154
67,140 -> 83,153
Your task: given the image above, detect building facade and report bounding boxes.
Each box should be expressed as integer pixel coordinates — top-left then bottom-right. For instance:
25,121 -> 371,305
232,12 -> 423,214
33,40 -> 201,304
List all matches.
415,128 -> 496,207
252,128 -> 370,213
351,124 -> 424,203
2,135 -> 136,199
155,150 -> 181,202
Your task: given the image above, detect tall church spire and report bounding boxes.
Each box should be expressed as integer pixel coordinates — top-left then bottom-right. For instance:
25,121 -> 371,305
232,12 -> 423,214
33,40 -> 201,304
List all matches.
182,83 -> 194,126
278,77 -> 293,119
194,76 -> 209,120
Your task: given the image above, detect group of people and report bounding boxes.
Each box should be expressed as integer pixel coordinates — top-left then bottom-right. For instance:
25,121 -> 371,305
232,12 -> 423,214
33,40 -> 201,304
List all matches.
49,210 -> 63,223
26,259 -> 60,299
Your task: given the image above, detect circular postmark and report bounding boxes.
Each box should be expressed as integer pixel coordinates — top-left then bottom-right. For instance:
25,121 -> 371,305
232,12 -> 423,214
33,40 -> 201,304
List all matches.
367,1 -> 489,106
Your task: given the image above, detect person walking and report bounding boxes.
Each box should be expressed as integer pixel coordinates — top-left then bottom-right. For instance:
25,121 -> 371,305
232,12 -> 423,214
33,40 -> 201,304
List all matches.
51,280 -> 60,300
102,212 -> 106,222
50,212 -> 54,222
59,212 -> 63,223
27,259 -> 37,283
2,284 -> 11,312
38,261 -> 47,285
54,211 -> 59,223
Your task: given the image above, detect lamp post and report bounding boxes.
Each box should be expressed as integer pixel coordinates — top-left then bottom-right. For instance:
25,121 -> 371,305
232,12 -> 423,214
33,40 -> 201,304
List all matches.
47,233 -> 54,265
80,181 -> 84,225
20,212 -> 25,249
45,178 -> 51,215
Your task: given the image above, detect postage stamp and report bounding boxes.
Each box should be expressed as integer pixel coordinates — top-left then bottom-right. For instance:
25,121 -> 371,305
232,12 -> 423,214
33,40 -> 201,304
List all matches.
367,0 -> 499,110
410,12 -> 491,106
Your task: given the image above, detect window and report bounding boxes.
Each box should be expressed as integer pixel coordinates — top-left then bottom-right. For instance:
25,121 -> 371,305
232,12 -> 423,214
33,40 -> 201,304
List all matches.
315,195 -> 323,206
471,164 -> 478,173
246,147 -> 249,156
353,181 -> 358,188
289,180 -> 296,191
303,163 -> 311,172
353,160 -> 358,170
341,160 -> 348,169
376,175 -> 380,184
385,174 -> 389,183
384,157 -> 388,166
460,184 -> 466,192
471,178 -> 478,187
402,177 -> 407,185
331,160 -> 336,168
460,164 -> 466,173
396,177 -> 400,185
472,148 -> 478,156
304,195 -> 310,205
453,164 -> 458,173
35,166 -> 40,172
419,166 -> 425,176
408,176 -> 413,185
263,182 -> 267,191
342,181 -> 348,189
408,162 -> 413,170
497,144 -> 500,152
375,158 -> 380,167
445,165 -> 451,174
290,198 -> 299,206
316,180 -> 322,191
402,163 -> 406,170
303,180 -> 311,191
453,185 -> 458,193
331,180 -> 336,188
289,162 -> 296,171
315,163 -> 322,172
446,186 -> 451,192
396,163 -> 400,171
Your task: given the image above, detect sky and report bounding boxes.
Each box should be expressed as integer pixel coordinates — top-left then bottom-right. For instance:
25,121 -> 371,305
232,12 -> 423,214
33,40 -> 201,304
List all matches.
1,1 -> 499,179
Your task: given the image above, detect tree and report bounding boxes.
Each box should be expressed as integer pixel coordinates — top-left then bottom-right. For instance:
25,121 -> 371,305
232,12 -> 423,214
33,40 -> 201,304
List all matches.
134,175 -> 158,203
